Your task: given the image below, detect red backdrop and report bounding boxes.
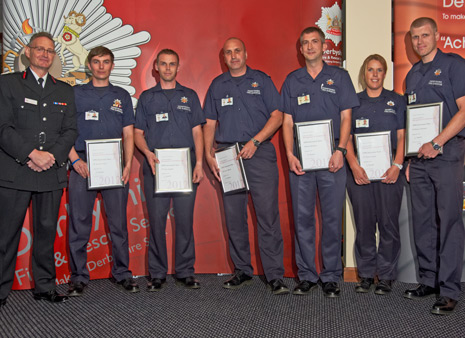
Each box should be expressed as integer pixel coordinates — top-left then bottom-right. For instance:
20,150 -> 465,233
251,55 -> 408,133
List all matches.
8,0 -> 343,289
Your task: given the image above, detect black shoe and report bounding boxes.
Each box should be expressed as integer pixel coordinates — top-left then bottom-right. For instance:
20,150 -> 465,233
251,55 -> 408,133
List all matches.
68,281 -> 87,297
114,278 -> 140,293
223,271 -> 253,289
375,280 -> 392,295
322,282 -> 341,298
355,277 -> 374,293
147,278 -> 166,292
404,284 -> 438,300
33,290 -> 69,303
431,296 -> 457,315
0,298 -> 6,308
293,280 -> 318,295
268,279 -> 290,295
175,276 -> 200,289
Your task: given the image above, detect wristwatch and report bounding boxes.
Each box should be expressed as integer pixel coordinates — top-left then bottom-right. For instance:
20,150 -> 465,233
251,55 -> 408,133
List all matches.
251,138 -> 261,147
336,146 -> 347,156
393,162 -> 403,170
430,140 -> 441,151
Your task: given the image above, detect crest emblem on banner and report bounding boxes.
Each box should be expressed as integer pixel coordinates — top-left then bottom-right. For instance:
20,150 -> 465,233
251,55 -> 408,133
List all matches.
2,0 -> 151,103
315,2 -> 343,46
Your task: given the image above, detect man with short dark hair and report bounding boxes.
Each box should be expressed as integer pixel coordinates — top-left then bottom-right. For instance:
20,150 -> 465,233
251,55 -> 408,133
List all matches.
0,32 -> 77,306
135,49 -> 204,291
67,46 -> 138,296
204,38 -> 289,295
403,17 -> 465,315
281,27 -> 359,298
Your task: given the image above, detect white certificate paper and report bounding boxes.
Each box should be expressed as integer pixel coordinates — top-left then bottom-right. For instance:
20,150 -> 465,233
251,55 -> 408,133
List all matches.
215,143 -> 249,194
406,102 -> 443,156
86,138 -> 123,190
355,131 -> 392,181
155,148 -> 192,194
295,120 -> 334,171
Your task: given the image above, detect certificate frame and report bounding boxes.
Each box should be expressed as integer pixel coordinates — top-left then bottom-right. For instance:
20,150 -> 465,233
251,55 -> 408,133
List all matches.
215,143 -> 249,195
405,102 -> 443,157
355,131 -> 392,181
154,147 -> 193,194
86,138 -> 124,190
294,119 -> 334,171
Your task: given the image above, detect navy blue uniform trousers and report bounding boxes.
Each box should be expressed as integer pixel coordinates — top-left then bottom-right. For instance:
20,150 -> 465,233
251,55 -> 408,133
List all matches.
68,170 -> 132,283
409,137 -> 465,300
0,187 -> 62,299
222,142 -> 284,281
346,168 -> 403,280
144,169 -> 197,279
290,166 -> 346,283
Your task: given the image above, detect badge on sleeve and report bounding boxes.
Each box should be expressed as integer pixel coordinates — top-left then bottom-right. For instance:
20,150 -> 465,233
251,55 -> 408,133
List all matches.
356,118 -> 369,128
297,94 -> 310,105
85,110 -> 99,121
156,113 -> 169,122
222,97 -> 233,106
408,93 -> 416,104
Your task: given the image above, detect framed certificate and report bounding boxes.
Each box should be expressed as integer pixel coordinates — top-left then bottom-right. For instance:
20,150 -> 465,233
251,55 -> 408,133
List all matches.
295,119 -> 334,171
405,102 -> 443,156
215,143 -> 249,194
355,131 -> 392,181
86,138 -> 124,190
155,148 -> 192,194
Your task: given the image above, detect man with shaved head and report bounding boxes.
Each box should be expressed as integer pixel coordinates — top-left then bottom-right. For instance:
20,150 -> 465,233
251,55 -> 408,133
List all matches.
204,38 -> 289,295
404,17 -> 465,315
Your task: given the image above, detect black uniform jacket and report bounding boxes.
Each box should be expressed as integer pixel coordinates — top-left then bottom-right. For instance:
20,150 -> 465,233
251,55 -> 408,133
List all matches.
0,68 -> 77,192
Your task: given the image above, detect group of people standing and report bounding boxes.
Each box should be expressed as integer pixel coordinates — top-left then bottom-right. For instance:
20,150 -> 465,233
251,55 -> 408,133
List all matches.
0,16 -> 463,317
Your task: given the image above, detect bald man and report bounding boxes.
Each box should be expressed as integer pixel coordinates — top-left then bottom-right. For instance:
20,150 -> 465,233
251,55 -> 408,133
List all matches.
203,38 -> 289,295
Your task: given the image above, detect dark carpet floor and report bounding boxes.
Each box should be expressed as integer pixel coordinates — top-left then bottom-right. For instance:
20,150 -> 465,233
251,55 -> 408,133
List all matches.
0,275 -> 464,338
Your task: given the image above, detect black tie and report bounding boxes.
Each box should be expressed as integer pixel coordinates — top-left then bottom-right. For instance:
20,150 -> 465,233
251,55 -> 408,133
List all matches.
38,78 -> 44,89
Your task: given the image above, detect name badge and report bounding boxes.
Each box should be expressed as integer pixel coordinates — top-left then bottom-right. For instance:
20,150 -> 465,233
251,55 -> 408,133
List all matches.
408,93 -> 416,104
156,113 -> 169,122
25,98 -> 38,105
297,95 -> 310,105
221,97 -> 233,106
85,110 -> 99,121
356,118 -> 369,128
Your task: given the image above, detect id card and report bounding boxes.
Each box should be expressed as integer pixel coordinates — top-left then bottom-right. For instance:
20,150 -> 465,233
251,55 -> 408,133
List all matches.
222,97 -> 233,106
356,118 -> 369,128
298,95 -> 310,105
156,113 -> 169,122
85,110 -> 99,121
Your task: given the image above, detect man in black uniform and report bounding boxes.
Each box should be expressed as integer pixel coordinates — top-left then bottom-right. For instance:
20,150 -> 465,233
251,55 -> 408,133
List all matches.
0,32 -> 77,307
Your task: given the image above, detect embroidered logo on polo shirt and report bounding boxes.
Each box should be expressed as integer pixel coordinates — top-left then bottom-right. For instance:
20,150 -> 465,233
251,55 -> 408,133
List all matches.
429,69 -> 443,86
110,99 -> 123,113
247,82 -> 261,95
181,96 -> 188,103
177,105 -> 191,112
321,82 -> 336,94
387,101 -> 395,106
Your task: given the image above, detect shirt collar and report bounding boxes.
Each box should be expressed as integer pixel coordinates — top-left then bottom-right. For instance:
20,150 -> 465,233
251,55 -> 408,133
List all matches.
29,68 -> 48,87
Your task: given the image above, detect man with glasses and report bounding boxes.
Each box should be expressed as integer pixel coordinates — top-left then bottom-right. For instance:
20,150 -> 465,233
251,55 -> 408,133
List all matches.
0,32 -> 77,307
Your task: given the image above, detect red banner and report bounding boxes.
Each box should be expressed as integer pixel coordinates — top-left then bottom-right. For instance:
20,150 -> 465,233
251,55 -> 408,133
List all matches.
3,0 -> 343,290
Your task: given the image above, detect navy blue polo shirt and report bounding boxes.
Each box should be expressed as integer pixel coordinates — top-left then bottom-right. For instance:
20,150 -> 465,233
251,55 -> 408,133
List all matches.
74,82 -> 134,152
135,82 -> 205,150
281,63 -> 359,140
405,49 -> 465,138
352,89 -> 406,150
204,66 -> 281,143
